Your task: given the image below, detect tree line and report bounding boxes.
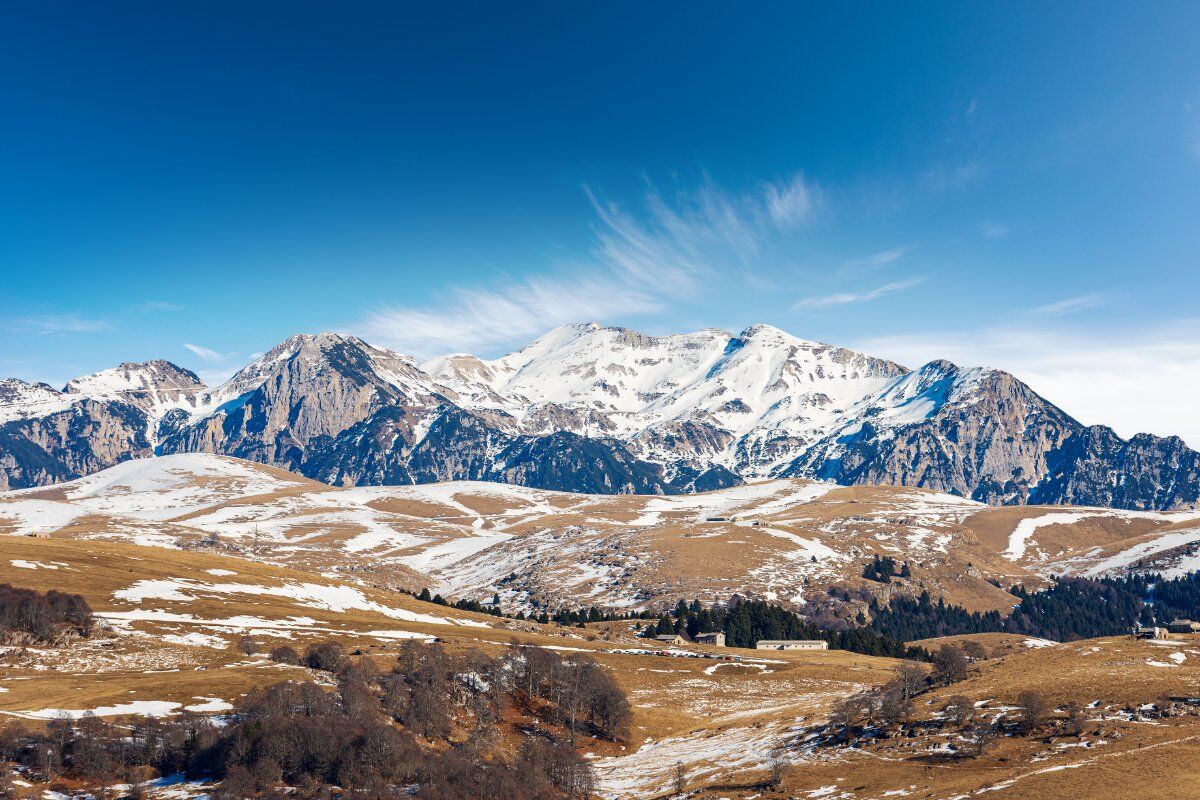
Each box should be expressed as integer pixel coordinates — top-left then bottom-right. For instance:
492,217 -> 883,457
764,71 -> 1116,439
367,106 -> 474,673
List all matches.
868,570 -> 1200,643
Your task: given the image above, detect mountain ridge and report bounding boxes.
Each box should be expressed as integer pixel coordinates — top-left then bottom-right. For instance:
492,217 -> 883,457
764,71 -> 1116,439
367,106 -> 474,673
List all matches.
1,324 -> 1197,509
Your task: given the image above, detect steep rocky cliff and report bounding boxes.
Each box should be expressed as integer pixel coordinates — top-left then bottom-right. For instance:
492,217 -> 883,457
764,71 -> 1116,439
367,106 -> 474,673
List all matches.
0,400 -> 150,490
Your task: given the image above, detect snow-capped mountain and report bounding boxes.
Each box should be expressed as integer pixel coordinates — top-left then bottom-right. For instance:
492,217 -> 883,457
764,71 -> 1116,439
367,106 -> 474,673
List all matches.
425,323 -> 907,479
1,323 -> 1198,509
0,379 -> 77,425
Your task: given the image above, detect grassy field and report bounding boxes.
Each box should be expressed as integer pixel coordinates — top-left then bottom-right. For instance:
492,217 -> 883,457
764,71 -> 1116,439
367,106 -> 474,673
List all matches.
4,529 -> 1200,799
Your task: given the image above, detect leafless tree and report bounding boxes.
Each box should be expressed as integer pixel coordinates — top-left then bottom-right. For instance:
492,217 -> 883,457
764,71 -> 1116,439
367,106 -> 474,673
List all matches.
961,640 -> 988,661
961,718 -> 995,758
941,694 -> 975,729
1062,700 -> 1086,737
1016,690 -> 1050,734
932,644 -> 969,685
672,761 -> 687,796
895,662 -> 927,700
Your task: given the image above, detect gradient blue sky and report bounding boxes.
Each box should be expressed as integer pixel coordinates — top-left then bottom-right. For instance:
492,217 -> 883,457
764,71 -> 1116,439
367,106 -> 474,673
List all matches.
3,3 -> 1199,443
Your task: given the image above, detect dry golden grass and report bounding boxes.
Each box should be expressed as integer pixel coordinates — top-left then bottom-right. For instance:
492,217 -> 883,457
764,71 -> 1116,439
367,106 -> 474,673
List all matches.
9,455 -> 1196,622
3,535 -> 1200,798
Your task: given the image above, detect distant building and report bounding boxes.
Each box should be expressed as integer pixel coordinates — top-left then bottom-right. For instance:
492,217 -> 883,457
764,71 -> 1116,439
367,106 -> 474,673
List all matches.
755,639 -> 828,651
693,631 -> 725,647
1167,619 -> 1200,634
1133,624 -> 1168,640
654,634 -> 686,646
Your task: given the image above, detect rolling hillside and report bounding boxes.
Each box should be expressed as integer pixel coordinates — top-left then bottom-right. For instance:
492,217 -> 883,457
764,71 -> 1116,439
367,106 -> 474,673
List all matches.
4,455 -> 1199,620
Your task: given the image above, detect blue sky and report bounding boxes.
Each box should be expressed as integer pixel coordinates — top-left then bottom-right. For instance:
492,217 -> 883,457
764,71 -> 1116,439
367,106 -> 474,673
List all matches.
2,3 -> 1199,443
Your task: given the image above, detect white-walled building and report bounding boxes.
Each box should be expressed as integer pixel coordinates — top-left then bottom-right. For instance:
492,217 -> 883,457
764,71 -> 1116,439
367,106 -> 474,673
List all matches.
755,639 -> 828,651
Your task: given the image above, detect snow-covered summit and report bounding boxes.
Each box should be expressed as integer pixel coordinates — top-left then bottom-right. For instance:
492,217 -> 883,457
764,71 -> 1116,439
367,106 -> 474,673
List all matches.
63,360 -> 205,418
422,321 -> 913,474
0,378 -> 77,424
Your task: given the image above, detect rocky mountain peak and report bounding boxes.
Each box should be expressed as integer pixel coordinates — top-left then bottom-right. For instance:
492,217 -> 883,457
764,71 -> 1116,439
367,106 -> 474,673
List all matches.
64,360 -> 203,397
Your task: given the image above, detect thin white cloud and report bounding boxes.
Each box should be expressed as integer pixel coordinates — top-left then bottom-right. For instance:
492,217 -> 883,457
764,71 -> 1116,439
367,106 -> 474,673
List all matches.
791,277 -> 925,310
182,343 -> 225,363
764,174 -> 820,229
851,319 -> 1200,448
1024,293 -> 1110,318
842,246 -> 909,272
8,314 -> 110,335
136,301 -> 183,312
921,161 -> 984,193
357,174 -> 821,356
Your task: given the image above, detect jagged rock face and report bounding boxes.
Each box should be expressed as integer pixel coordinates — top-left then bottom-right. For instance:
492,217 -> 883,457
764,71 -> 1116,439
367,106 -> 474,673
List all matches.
632,417 -> 736,473
1032,427 -> 1200,509
787,364 -> 1082,504
2,324 -> 1198,509
0,400 -> 150,490
300,405 -> 421,486
160,333 -> 444,471
491,431 -> 672,494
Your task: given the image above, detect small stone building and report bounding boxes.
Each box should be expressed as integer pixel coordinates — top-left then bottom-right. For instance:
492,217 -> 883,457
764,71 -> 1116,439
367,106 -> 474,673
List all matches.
653,634 -> 686,646
755,639 -> 829,651
692,631 -> 725,647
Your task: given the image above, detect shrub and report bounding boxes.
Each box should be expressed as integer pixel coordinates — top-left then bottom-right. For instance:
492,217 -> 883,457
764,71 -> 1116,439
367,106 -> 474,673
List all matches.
269,645 -> 299,665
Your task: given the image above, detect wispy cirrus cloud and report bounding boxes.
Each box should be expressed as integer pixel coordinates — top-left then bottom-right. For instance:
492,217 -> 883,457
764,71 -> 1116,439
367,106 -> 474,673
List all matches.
791,276 -> 925,310
764,175 -> 820,228
357,174 -> 821,356
841,246 -> 909,272
7,313 -> 110,335
182,343 -> 226,363
136,300 -> 183,313
1024,293 -> 1110,318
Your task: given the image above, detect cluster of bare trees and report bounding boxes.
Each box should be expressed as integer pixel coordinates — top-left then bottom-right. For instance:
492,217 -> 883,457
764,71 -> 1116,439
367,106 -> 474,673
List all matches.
506,644 -> 631,743
828,662 -> 927,740
821,641 -> 1098,763
0,639 -> 631,799
0,583 -> 92,643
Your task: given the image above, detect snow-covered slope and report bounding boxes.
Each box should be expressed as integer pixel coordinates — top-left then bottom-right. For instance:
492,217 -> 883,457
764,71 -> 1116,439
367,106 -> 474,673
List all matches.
0,379 -> 76,424
1,453 -> 1021,613
425,322 -> 909,476
8,453 -> 1200,613
63,361 -> 207,435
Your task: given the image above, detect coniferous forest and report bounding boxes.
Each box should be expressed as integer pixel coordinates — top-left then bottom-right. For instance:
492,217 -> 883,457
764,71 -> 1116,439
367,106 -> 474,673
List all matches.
868,572 -> 1200,643
642,598 -> 929,660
